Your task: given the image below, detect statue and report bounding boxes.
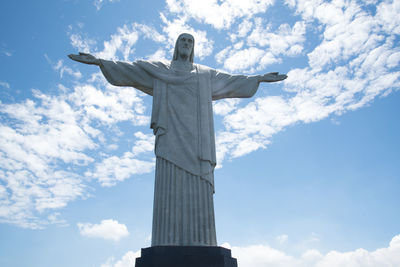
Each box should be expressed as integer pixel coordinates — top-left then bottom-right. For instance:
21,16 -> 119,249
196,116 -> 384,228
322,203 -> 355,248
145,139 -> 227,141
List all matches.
69,33 -> 287,247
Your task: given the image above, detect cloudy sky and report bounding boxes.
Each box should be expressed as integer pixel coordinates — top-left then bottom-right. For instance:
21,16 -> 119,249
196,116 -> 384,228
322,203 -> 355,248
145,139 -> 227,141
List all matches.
1,0 -> 400,266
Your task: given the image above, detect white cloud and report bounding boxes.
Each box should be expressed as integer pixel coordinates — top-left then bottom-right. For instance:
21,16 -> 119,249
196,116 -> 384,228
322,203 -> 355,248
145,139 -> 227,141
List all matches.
220,47 -> 266,72
3,0 -> 400,230
0,75 -> 152,227
0,81 -> 10,89
101,250 -> 141,267
216,45 -> 281,72
231,235 -> 400,267
131,132 -> 154,156
214,0 -> 400,164
70,33 -> 97,53
86,151 -> 154,187
69,83 -> 149,125
215,17 -> 305,72
160,14 -> 214,59
165,0 -> 274,29
78,219 -> 129,241
146,49 -> 168,62
93,23 -> 166,61
54,60 -> 82,79
248,18 -> 306,56
94,0 -> 119,11
213,99 -> 241,116
96,25 -> 139,61
276,234 -> 289,245
0,91 -> 95,228
86,131 -> 154,187
102,234 -> 400,267
45,55 -> 82,79
376,0 -> 400,35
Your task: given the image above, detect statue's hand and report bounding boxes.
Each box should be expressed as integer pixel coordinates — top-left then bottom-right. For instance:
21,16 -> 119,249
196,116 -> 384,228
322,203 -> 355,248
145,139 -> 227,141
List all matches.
259,72 -> 288,83
68,52 -> 100,65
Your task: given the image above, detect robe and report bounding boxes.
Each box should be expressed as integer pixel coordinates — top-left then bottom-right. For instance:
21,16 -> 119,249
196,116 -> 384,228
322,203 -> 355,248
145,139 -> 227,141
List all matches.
99,59 -> 260,246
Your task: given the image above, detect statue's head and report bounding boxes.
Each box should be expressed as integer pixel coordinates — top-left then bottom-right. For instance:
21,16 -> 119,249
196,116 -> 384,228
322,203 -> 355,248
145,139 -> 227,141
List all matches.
173,33 -> 194,62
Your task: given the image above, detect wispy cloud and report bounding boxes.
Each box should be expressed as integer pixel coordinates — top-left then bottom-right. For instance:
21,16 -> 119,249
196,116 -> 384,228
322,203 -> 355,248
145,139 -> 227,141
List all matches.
69,33 -> 97,53
94,0 -> 119,11
165,0 -> 274,29
45,54 -> 82,79
160,14 -> 214,60
86,152 -> 154,187
0,76 -> 152,228
214,0 -> 400,163
276,234 -> 289,245
0,81 -> 10,89
78,219 -> 129,241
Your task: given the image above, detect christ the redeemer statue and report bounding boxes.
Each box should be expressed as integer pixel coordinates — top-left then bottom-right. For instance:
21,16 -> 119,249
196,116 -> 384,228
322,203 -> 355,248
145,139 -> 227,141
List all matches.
69,33 -> 287,247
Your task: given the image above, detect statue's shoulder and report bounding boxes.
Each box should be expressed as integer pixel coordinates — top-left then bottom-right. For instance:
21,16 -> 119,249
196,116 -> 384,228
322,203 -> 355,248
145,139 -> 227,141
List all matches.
194,63 -> 215,74
136,60 -> 171,70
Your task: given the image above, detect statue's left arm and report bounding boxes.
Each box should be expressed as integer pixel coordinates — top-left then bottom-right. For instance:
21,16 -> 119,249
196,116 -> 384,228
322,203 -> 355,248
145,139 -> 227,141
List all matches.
211,69 -> 287,100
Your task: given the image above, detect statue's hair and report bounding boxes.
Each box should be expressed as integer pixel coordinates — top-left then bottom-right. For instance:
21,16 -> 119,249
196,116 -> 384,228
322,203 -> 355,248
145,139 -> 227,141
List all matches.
173,33 -> 195,62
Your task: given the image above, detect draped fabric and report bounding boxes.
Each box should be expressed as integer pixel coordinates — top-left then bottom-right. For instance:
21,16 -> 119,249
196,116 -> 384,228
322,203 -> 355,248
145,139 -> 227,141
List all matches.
152,157 -> 217,246
98,59 -> 261,246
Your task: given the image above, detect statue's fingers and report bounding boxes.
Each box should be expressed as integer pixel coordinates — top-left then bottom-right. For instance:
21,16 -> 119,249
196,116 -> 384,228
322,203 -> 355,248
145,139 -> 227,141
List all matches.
68,54 -> 79,60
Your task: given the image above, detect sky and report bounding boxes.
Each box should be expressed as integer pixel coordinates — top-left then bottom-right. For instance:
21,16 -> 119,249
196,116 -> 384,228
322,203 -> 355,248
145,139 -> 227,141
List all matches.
0,0 -> 400,266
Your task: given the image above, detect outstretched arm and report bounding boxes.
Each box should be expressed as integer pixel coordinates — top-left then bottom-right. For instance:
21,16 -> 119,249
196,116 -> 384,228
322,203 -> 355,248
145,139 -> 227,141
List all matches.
257,72 -> 287,83
211,70 -> 288,100
68,52 -> 100,66
68,52 -> 154,96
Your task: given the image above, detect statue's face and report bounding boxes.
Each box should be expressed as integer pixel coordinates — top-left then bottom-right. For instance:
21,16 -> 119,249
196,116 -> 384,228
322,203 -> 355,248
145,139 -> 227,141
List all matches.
177,33 -> 194,59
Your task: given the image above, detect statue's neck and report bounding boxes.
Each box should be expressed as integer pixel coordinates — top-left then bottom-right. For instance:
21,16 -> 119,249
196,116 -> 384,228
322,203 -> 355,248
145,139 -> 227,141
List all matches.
171,60 -> 194,72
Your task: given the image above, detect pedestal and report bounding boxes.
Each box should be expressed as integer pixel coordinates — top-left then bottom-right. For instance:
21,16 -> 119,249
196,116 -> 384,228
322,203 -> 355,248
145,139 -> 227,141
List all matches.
135,246 -> 238,267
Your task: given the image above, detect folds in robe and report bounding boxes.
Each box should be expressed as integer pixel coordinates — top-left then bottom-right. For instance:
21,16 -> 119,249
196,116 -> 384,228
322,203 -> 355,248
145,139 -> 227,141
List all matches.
99,59 -> 260,187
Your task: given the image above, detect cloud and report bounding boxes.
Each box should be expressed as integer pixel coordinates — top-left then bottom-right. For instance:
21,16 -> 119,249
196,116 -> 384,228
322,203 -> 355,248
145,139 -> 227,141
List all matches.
213,99 -> 241,116
214,0 -> 400,163
0,81 -> 10,89
68,82 -> 149,125
70,33 -> 97,53
92,23 -> 166,61
86,151 -> 154,187
0,90 -> 95,228
3,0 -> 400,230
101,234 -> 400,267
0,44 -> 12,57
215,17 -> 305,72
77,219 -> 129,241
96,25 -> 139,61
94,0 -> 119,11
216,46 -> 280,73
247,19 -> 306,56
0,76 -> 153,228
160,14 -> 214,59
276,234 -> 289,245
376,0 -> 400,34
45,54 -> 82,79
229,235 -> 400,267
165,0 -> 274,29
101,250 -> 141,267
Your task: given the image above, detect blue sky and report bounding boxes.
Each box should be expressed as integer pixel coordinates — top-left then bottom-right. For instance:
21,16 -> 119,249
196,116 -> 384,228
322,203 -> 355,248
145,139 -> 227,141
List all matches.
1,0 -> 400,266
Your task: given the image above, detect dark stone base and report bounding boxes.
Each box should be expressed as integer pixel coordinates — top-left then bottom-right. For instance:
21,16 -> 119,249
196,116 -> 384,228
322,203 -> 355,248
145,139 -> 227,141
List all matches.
135,246 -> 238,267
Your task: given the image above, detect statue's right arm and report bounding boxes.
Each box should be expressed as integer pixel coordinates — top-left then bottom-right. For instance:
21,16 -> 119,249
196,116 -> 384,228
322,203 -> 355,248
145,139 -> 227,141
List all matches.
68,52 -> 154,96
68,52 -> 100,66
